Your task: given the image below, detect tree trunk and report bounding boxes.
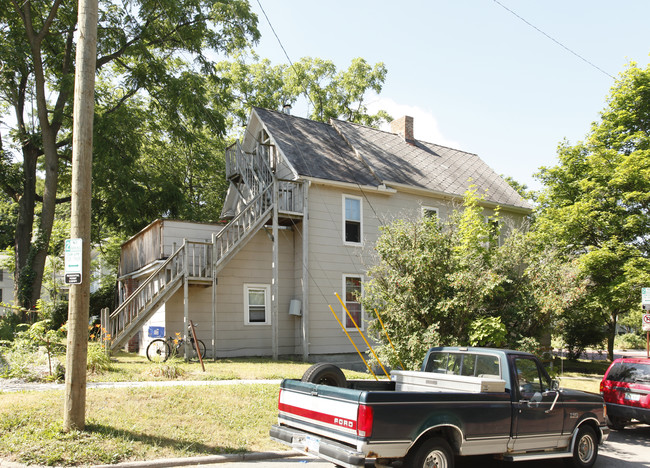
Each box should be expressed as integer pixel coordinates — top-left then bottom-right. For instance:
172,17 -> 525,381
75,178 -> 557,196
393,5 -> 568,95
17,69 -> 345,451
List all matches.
63,0 -> 98,432
607,312 -> 617,361
14,144 -> 38,312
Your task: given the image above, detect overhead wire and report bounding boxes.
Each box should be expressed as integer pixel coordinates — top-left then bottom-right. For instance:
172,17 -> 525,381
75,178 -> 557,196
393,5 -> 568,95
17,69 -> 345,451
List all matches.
492,0 -> 616,80
255,1 -> 396,369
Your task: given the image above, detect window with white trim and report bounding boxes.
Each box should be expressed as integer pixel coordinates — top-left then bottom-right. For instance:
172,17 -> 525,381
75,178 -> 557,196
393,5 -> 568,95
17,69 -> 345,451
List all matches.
343,275 -> 363,330
343,195 -> 362,245
244,284 -> 271,325
486,217 -> 501,247
422,206 -> 439,220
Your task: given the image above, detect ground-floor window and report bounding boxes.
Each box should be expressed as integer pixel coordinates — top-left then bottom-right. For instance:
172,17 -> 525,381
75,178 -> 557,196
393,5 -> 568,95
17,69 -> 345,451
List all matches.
343,275 -> 363,330
244,284 -> 271,325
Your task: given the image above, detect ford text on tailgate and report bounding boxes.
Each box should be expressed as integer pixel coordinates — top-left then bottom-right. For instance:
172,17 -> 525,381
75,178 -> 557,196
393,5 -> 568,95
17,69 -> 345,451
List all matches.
270,347 -> 610,468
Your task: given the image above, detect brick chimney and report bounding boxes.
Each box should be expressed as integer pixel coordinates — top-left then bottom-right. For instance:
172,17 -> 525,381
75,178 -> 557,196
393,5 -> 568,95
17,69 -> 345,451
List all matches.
390,116 -> 414,141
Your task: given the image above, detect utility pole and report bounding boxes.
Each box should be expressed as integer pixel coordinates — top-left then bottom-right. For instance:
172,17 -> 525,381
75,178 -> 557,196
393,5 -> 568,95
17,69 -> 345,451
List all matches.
63,0 -> 98,432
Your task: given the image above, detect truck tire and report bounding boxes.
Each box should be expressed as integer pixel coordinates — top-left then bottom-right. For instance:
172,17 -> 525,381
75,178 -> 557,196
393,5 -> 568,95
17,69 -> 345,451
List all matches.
407,437 -> 454,468
567,425 -> 598,468
301,363 -> 347,387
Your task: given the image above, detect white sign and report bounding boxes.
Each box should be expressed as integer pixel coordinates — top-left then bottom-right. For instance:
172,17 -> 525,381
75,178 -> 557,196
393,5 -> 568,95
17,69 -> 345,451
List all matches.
643,288 -> 650,304
642,288 -> 650,310
64,238 -> 83,284
643,314 -> 650,332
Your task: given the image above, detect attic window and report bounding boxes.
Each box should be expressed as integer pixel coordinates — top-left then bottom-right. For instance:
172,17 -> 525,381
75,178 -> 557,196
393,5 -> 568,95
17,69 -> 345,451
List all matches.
343,195 -> 362,245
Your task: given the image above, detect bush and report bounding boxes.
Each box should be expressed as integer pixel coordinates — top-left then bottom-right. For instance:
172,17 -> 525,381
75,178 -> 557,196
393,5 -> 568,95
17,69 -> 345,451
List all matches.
0,312 -> 22,341
87,341 -> 112,374
615,333 -> 646,350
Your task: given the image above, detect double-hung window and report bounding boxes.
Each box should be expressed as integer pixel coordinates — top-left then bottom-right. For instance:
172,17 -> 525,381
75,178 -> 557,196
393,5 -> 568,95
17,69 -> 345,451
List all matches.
343,275 -> 363,330
244,284 -> 271,325
343,195 -> 362,245
422,206 -> 439,220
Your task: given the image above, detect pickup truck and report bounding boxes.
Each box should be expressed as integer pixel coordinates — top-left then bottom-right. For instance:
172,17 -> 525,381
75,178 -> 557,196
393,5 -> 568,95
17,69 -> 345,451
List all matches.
270,347 -> 609,468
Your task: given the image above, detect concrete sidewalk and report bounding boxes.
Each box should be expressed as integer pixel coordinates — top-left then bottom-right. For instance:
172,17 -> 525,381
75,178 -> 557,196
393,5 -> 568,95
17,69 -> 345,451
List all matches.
0,379 -> 282,393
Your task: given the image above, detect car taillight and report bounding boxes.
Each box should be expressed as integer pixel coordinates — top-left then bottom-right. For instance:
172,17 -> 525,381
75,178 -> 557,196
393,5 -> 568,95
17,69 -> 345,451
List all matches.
357,404 -> 373,438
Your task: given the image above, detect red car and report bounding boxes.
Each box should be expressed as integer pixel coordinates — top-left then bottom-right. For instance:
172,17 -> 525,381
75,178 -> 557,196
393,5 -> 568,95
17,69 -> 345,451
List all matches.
600,357 -> 650,429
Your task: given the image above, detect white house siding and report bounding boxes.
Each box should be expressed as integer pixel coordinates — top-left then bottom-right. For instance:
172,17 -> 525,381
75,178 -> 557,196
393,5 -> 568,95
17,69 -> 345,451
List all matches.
158,220 -> 222,258
303,183 -> 527,357
0,260 -> 14,315
145,228 -> 300,358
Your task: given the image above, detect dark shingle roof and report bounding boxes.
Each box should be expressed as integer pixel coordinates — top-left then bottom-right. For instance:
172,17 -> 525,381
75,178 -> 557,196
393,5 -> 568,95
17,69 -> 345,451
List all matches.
252,107 -> 379,186
253,107 -> 531,211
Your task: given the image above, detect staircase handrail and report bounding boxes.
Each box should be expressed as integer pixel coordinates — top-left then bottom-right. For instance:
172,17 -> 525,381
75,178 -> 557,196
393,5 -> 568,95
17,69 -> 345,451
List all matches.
214,182 -> 274,268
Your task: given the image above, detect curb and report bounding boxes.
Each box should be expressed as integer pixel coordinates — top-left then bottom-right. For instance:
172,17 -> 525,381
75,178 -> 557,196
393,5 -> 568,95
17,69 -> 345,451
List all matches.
91,451 -> 303,468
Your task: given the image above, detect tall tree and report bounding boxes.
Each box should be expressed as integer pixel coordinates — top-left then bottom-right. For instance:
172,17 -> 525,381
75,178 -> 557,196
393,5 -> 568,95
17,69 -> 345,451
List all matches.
215,55 -> 391,131
535,61 -> 650,359
0,0 -> 259,309
361,189 -> 585,369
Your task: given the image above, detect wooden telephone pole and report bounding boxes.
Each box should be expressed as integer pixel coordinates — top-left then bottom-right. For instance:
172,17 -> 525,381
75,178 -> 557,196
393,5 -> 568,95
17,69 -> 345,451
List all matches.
63,0 -> 98,432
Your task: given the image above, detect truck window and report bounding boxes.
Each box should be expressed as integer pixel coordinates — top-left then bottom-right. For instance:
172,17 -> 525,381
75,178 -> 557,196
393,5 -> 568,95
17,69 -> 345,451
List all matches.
425,352 -> 449,373
475,355 -> 500,378
461,354 -> 476,376
514,357 -> 549,397
447,354 -> 462,374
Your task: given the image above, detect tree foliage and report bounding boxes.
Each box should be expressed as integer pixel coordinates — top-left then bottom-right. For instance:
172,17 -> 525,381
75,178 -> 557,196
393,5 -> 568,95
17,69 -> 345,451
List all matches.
0,0 -> 260,308
362,189 -> 587,369
535,61 -> 650,359
215,55 -> 391,131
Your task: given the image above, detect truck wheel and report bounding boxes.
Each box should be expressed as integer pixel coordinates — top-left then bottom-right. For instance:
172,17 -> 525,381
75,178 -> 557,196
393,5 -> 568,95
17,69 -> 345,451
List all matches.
301,363 -> 347,387
567,425 -> 598,468
407,437 -> 454,468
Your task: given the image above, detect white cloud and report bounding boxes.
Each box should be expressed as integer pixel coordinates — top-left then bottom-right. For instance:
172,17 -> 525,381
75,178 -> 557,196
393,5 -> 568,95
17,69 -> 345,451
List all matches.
367,97 -> 461,149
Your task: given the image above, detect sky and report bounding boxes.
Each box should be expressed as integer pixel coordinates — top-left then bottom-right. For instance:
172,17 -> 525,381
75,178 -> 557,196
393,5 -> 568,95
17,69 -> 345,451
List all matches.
246,0 -> 650,191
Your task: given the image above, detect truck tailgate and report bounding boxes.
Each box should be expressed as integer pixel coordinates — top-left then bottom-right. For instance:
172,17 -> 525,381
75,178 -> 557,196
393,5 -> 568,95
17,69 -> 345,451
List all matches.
277,379 -> 369,446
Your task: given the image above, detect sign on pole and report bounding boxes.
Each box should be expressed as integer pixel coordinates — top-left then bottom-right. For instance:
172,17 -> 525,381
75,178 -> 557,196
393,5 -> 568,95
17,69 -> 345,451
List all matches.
643,314 -> 650,332
64,238 -> 83,284
643,288 -> 650,310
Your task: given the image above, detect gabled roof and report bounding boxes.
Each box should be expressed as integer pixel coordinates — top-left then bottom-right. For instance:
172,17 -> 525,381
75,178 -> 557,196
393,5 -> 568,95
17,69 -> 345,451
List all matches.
252,107 -> 532,211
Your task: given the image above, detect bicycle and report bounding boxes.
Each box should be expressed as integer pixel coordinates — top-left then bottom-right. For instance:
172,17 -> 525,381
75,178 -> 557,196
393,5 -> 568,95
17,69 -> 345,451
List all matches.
146,325 -> 206,362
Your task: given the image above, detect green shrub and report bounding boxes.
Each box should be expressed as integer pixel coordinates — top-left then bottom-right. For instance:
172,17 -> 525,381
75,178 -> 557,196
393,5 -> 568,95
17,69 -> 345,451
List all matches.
0,312 -> 21,341
87,341 -> 112,374
615,333 -> 646,350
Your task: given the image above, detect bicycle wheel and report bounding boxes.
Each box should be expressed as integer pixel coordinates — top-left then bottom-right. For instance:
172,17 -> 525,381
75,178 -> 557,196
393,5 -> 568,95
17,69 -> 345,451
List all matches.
191,339 -> 206,360
146,339 -> 171,362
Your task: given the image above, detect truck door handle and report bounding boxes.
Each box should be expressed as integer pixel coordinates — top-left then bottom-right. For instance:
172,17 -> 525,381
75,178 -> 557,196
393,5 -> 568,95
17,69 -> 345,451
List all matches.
544,391 -> 560,413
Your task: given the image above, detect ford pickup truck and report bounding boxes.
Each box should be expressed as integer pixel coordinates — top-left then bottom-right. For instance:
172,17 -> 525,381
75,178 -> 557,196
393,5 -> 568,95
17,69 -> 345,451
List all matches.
270,347 -> 609,468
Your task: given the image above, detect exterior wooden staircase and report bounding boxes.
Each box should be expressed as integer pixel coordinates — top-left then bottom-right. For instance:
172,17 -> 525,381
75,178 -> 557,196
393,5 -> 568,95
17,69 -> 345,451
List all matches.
105,142 -> 285,352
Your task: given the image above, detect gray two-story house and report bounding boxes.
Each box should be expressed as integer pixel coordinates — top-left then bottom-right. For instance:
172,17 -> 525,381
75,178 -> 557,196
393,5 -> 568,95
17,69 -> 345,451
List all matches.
106,107 -> 532,364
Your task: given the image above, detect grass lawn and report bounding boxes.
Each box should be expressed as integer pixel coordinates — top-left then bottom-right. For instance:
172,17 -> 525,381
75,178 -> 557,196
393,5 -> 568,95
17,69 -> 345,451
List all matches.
86,352 -> 330,382
0,352 -> 610,466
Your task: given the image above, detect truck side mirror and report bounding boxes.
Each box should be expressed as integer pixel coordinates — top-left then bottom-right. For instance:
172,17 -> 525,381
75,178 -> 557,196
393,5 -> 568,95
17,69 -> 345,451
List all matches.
551,379 -> 560,391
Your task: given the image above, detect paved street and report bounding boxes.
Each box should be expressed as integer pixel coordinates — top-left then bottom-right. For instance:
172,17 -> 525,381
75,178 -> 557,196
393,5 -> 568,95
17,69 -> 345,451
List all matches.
206,425 -> 650,468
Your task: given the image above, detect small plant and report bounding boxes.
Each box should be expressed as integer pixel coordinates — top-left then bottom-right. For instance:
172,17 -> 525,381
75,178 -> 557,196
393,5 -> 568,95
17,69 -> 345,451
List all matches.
87,341 -> 112,374
147,357 -> 185,379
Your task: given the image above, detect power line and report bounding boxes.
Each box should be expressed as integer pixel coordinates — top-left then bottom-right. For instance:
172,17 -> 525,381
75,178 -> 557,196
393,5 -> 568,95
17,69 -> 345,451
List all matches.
492,0 -> 616,80
255,0 -> 319,114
